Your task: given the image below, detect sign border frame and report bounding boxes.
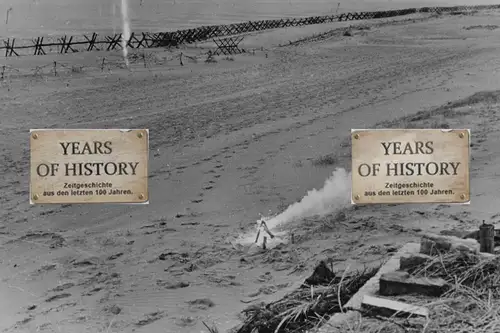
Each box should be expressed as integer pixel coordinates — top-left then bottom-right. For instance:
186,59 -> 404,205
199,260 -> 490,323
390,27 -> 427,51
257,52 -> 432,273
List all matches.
350,128 -> 471,205
29,128 -> 150,205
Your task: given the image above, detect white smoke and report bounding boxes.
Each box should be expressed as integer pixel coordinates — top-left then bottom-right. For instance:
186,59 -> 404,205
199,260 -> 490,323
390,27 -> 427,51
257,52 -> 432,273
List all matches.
237,168 -> 351,247
120,0 -> 131,68
266,168 -> 351,230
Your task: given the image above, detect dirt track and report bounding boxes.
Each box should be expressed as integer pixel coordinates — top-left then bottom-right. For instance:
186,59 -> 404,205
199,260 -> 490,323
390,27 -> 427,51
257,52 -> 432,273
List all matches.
2,11 -> 500,333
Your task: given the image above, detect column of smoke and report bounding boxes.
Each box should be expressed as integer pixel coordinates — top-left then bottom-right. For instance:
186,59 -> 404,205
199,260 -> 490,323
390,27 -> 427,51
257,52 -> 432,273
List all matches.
268,168 -> 351,230
120,0 -> 131,68
237,168 -> 351,245
112,2 -> 116,34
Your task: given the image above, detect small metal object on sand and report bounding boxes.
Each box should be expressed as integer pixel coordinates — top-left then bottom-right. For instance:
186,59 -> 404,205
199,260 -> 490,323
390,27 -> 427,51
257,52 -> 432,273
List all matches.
259,220 -> 275,239
254,229 -> 261,243
254,219 -> 275,248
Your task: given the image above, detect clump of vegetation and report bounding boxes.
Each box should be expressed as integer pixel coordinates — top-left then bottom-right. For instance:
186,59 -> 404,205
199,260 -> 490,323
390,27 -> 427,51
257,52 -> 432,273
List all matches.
205,51 -> 217,63
450,9 -> 478,15
71,65 -> 84,73
464,25 -> 499,30
236,265 -> 379,333
312,154 -> 336,167
343,29 -> 353,37
411,251 -> 500,297
354,251 -> 500,333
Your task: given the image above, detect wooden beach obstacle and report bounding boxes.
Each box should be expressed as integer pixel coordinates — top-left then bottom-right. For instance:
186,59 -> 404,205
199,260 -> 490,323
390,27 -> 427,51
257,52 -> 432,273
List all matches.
1,5 -> 500,57
213,36 -> 244,56
3,38 -> 19,57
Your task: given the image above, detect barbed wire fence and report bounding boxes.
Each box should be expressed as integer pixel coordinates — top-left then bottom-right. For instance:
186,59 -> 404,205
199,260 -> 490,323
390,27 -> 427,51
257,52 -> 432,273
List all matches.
0,46 -> 254,91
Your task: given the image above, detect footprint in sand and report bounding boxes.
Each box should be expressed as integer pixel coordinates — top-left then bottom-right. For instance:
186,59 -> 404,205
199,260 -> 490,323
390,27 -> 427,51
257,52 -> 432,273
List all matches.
107,252 -> 124,261
176,166 -> 187,174
83,287 -> 103,296
247,285 -> 278,297
187,298 -> 215,311
191,199 -> 203,203
51,282 -> 75,292
135,311 -> 166,327
157,280 -> 189,289
45,293 -> 71,303
175,316 -> 197,327
213,175 -> 221,178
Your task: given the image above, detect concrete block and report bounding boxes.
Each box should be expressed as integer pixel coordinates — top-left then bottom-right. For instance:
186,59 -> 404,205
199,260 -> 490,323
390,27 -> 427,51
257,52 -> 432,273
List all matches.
361,295 -> 429,318
399,253 -> 432,271
319,243 -> 421,332
420,234 -> 479,255
344,243 -> 420,311
379,271 -> 449,297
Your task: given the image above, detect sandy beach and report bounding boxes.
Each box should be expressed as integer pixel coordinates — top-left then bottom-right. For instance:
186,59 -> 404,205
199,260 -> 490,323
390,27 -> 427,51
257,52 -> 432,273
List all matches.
0,0 -> 495,37
2,7 -> 500,333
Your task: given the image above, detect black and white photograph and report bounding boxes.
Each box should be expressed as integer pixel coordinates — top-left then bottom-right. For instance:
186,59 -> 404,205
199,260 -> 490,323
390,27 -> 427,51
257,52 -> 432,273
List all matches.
1,0 -> 500,332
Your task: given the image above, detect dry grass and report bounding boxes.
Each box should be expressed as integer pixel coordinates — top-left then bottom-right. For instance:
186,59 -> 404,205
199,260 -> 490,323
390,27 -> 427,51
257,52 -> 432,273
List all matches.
464,24 -> 499,30
339,90 -> 500,158
312,154 -> 337,167
392,90 -> 500,128
342,252 -> 500,333
236,266 -> 379,333
410,251 -> 500,298
450,10 -> 479,16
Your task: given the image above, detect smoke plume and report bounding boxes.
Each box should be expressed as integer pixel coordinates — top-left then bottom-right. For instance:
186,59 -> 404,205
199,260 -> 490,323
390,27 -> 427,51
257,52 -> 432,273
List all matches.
237,168 -> 351,246
120,0 -> 131,68
266,168 -> 351,230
